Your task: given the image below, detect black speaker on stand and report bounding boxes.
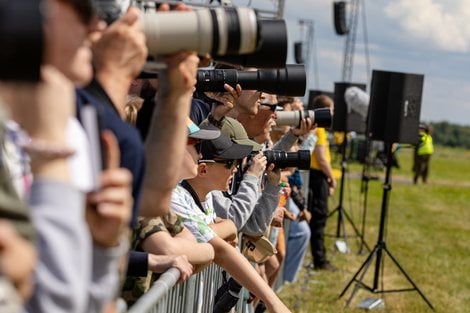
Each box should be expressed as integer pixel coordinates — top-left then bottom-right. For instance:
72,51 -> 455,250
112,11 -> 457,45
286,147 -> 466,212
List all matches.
294,41 -> 304,64
339,70 -> 434,310
328,82 -> 370,253
333,1 -> 349,35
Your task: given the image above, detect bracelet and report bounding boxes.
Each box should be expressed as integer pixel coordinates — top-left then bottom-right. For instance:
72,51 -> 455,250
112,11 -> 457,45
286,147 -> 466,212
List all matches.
207,113 -> 225,129
20,138 -> 75,160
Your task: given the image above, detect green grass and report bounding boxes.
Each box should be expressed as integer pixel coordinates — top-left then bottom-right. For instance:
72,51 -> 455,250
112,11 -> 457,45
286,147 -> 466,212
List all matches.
278,146 -> 470,312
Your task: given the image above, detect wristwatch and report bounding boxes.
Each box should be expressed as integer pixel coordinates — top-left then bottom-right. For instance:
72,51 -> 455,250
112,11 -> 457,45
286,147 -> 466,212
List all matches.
207,113 -> 225,129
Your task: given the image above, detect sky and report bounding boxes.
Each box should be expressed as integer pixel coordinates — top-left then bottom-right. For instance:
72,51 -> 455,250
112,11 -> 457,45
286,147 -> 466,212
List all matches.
230,0 -> 470,126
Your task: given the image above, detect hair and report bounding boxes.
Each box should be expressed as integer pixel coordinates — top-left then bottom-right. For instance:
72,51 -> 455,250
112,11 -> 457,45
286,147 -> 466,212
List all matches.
214,63 -> 243,71
313,95 -> 333,109
125,95 -> 144,126
277,96 -> 295,107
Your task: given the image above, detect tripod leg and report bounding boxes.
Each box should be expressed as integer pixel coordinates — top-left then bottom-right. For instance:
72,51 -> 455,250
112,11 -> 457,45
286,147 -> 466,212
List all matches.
358,179 -> 369,254
383,246 -> 435,311
339,246 -> 378,298
328,206 -> 339,218
344,253 -> 375,307
343,209 -> 371,251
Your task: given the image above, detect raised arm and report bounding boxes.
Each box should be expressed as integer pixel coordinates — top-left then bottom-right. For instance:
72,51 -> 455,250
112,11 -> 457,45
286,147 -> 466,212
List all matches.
139,52 -> 199,217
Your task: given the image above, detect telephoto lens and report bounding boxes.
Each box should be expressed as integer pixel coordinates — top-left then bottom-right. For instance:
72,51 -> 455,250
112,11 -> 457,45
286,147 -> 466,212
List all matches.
92,1 -> 288,68
143,7 -> 260,56
196,65 -> 306,96
263,150 -> 311,170
214,19 -> 288,68
275,108 -> 332,128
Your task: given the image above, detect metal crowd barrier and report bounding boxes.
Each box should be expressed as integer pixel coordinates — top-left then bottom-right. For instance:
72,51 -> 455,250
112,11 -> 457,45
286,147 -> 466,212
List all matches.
125,170 -> 311,313
125,264 -> 255,313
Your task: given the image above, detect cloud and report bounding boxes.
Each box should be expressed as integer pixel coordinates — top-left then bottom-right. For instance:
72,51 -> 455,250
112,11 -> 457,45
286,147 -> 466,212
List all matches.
385,0 -> 470,52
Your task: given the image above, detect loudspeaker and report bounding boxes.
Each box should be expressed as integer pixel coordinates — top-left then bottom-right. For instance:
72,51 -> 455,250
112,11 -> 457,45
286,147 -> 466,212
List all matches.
307,90 -> 334,110
334,1 -> 349,35
367,70 -> 424,144
333,82 -> 367,133
294,41 -> 304,64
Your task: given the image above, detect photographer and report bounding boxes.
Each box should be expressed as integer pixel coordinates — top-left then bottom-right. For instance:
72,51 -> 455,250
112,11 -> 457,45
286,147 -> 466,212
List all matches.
122,122 -> 220,305
171,134 -> 292,313
72,2 -> 203,285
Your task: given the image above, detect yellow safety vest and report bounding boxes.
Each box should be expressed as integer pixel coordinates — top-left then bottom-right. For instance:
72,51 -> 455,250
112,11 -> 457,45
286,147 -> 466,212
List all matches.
418,133 -> 433,155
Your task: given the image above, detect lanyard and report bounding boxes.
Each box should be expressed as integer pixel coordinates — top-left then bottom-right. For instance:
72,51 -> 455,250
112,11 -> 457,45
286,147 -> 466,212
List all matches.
180,180 -> 206,214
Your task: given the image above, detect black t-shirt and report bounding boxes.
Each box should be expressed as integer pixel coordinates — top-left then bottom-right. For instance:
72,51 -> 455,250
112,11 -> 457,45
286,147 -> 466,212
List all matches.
190,98 -> 212,125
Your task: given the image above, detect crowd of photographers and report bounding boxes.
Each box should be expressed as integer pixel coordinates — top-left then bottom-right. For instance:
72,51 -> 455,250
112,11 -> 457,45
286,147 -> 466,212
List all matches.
0,1 -> 337,313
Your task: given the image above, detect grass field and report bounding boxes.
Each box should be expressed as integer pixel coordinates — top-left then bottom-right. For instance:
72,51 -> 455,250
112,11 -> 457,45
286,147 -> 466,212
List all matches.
278,145 -> 470,313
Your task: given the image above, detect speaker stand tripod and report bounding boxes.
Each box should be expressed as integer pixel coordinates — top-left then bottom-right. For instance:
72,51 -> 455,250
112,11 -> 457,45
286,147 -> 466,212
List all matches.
339,142 -> 434,310
328,135 -> 370,252
357,138 -> 378,255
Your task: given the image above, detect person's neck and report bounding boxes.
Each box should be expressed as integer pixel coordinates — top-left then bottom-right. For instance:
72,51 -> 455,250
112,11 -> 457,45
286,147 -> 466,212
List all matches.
185,178 -> 211,202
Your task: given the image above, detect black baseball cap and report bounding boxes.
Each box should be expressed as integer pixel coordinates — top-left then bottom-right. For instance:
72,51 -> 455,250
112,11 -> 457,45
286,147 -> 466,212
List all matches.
200,134 -> 253,160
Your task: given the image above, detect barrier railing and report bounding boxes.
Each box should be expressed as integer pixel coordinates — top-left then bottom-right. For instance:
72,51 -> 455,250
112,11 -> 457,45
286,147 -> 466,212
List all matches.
125,264 -> 237,313
125,169 -> 310,313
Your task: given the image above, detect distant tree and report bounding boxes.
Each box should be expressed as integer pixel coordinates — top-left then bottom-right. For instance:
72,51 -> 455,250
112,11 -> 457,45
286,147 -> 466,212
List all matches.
429,121 -> 470,149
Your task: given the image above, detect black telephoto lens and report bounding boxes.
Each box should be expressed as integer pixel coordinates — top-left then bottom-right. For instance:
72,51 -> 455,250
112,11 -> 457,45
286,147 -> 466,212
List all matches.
263,150 -> 311,170
312,108 -> 332,128
196,65 -> 306,96
214,19 -> 288,68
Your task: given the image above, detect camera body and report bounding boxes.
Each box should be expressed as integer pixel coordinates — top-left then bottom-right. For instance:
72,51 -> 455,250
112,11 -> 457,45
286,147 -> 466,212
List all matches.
196,65 -> 306,96
275,108 -> 332,128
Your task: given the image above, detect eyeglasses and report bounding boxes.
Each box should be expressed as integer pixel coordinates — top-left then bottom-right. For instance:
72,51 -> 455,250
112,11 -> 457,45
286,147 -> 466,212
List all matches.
198,159 -> 238,169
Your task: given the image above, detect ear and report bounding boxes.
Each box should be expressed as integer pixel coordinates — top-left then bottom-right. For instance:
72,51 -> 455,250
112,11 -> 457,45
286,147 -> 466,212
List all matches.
197,163 -> 208,177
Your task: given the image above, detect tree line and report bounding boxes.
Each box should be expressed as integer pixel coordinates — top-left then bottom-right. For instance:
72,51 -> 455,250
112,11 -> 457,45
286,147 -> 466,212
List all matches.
429,121 -> 470,149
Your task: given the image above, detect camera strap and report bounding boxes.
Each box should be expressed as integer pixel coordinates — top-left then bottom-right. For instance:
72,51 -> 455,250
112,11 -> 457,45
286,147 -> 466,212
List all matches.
180,180 -> 206,214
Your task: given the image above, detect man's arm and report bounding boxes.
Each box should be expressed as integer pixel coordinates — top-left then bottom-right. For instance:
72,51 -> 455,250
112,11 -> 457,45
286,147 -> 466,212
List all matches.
92,8 -> 147,116
273,118 -> 315,151
209,236 -> 291,313
142,230 -> 214,265
240,166 -> 281,236
314,145 -> 336,192
209,219 -> 237,241
272,130 -> 298,151
212,152 -> 266,230
139,53 -> 199,217
212,174 -> 260,228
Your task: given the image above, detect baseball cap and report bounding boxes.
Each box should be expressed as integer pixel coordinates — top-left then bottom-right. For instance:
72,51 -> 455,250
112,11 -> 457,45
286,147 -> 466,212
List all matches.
419,123 -> 429,131
221,117 -> 263,151
200,133 -> 252,160
187,117 -> 220,140
241,235 -> 277,263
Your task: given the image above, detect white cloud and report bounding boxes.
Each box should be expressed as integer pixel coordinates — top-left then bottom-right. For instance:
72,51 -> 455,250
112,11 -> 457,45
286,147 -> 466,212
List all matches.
385,0 -> 470,52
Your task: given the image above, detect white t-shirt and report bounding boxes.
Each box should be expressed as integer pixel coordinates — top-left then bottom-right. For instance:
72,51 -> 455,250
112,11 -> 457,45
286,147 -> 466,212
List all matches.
170,184 -> 217,243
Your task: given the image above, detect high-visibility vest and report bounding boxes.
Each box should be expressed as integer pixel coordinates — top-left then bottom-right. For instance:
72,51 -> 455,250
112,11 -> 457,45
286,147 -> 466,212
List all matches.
418,133 -> 434,155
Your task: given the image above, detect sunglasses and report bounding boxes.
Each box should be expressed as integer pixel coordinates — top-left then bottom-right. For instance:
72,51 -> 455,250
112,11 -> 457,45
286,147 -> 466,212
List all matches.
198,159 -> 238,169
